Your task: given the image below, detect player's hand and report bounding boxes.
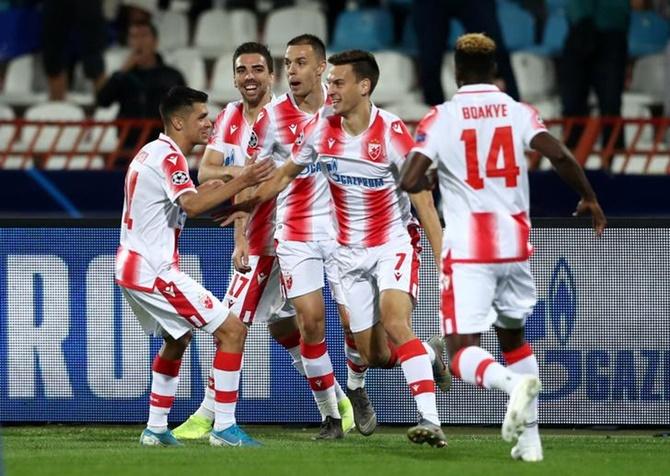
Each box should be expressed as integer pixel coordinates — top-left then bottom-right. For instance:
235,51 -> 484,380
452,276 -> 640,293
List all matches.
232,241 -> 251,273
241,155 -> 275,187
212,208 -> 249,227
573,199 -> 607,237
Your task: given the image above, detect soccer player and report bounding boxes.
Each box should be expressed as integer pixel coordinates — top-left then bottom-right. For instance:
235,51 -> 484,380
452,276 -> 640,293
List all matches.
116,86 -> 274,447
244,35 -> 373,439
400,33 -> 607,461
230,49 -> 451,447
172,42 -> 354,439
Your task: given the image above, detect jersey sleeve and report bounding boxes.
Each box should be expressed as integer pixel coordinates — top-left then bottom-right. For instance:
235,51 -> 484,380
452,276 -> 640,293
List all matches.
519,103 -> 548,148
291,114 -> 319,166
246,105 -> 275,159
387,118 -> 415,167
160,152 -> 196,203
410,107 -> 441,163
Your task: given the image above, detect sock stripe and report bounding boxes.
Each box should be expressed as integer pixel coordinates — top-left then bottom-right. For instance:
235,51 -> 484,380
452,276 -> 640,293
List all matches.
450,347 -> 467,379
307,372 -> 335,391
396,338 -> 426,363
300,339 -> 327,359
276,329 -> 301,350
409,379 -> 435,396
151,356 -> 181,377
502,342 -> 534,365
347,359 -> 368,373
149,392 -> 174,409
474,358 -> 496,387
213,351 -> 243,371
215,390 -> 238,403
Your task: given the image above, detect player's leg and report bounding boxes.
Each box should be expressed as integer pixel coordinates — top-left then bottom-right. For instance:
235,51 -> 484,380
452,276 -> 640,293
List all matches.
494,261 -> 542,461
277,240 -> 342,439
173,255 -> 274,439
443,261 -> 540,445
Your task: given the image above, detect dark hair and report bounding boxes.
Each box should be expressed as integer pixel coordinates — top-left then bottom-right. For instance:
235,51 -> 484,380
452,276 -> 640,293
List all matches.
128,20 -> 158,39
287,34 -> 326,60
454,33 -> 497,81
159,86 -> 208,125
232,42 -> 274,74
328,49 -> 380,94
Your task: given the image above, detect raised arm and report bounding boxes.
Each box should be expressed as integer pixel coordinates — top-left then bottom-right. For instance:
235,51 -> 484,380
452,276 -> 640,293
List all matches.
400,152 -> 436,193
530,131 -> 606,236
198,148 -> 242,183
179,157 -> 274,218
409,190 -> 442,265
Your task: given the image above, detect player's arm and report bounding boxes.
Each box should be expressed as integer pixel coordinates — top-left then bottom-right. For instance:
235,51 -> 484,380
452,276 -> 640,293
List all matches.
235,160 -> 305,212
530,131 -> 607,236
178,157 -> 274,218
198,147 -> 242,183
409,190 -> 442,265
400,152 -> 436,193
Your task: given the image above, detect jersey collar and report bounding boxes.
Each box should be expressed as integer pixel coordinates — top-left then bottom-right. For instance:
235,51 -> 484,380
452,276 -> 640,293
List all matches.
455,83 -> 501,95
157,133 -> 184,155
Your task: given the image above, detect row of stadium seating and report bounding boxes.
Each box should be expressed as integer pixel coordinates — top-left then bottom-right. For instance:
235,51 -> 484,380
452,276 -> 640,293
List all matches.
1,47 -> 665,120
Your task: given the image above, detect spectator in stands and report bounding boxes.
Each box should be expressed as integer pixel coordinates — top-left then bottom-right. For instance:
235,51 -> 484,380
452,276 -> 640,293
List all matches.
116,0 -> 158,44
560,0 -> 630,150
42,0 -> 107,100
96,21 -> 185,148
411,0 -> 520,105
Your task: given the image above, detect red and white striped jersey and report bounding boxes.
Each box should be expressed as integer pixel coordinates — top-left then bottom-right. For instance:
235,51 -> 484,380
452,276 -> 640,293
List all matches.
411,84 -> 547,263
293,105 -> 415,247
247,87 -> 335,242
116,133 -> 196,291
207,100 -> 276,256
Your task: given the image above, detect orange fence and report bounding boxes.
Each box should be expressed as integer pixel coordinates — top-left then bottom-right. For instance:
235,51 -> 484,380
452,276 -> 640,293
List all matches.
0,117 -> 668,173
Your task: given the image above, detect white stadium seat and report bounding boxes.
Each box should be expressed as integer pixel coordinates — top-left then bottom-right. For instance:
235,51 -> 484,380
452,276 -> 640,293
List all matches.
164,48 -> 207,91
2,54 -> 46,106
209,55 -> 239,103
104,47 -> 130,75
373,51 -> 416,105
440,52 -> 458,99
511,52 -> 556,103
157,10 -> 189,52
629,53 -> 665,103
264,6 -> 327,57
23,102 -> 85,153
193,9 -> 228,59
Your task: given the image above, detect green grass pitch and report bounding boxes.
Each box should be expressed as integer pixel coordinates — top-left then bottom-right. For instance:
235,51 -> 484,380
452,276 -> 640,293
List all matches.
3,425 -> 669,476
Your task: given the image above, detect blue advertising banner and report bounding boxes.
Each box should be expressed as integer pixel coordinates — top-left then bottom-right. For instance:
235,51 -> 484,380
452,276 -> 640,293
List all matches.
0,220 -> 668,425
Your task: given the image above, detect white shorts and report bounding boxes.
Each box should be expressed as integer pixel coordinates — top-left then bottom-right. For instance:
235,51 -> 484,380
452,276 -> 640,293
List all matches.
440,257 -> 537,336
224,255 -> 296,325
275,239 -> 346,305
121,268 -> 228,339
334,234 -> 420,333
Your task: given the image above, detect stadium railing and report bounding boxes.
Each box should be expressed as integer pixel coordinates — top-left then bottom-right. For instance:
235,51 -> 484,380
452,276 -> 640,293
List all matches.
0,117 -> 668,173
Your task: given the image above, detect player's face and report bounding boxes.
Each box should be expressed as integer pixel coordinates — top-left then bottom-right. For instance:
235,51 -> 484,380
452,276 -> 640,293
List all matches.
284,44 -> 325,98
128,24 -> 157,60
327,64 -> 368,117
233,53 -> 273,107
182,102 -> 212,145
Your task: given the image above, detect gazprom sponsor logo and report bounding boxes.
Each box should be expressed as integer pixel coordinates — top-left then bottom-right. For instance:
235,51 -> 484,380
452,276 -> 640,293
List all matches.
527,258 -> 669,402
330,173 -> 384,188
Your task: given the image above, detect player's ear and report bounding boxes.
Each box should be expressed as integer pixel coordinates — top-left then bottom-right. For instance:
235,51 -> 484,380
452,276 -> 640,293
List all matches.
170,114 -> 183,131
359,78 -> 371,97
316,59 -> 327,76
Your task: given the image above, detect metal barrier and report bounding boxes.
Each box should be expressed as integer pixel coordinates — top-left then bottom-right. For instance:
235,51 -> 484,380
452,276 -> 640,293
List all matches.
0,117 -> 669,172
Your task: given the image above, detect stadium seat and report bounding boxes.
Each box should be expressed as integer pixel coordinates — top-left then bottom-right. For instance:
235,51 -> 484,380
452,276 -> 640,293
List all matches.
510,52 -> 556,102
193,9 -> 229,59
227,9 -> 259,52
628,10 -> 670,58
164,48 -> 207,91
497,2 -> 535,51
629,53 -> 665,103
330,8 -> 394,52
23,102 -> 85,154
85,104 -> 120,155
104,47 -> 130,75
157,10 -> 189,52
264,6 -> 327,57
2,54 -> 46,106
384,94 -> 431,122
523,10 -> 568,56
0,104 -> 22,169
447,19 -> 465,50
209,55 -> 239,104
372,51 -> 416,105
440,52 -> 458,99
545,0 -> 567,14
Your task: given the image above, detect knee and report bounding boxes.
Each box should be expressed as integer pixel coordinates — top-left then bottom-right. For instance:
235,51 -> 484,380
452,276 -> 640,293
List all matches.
297,313 -> 324,341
